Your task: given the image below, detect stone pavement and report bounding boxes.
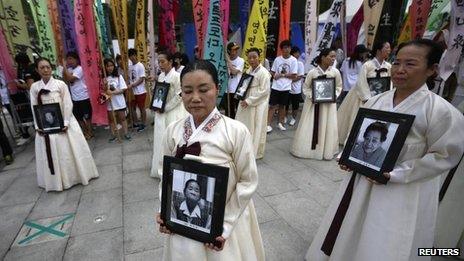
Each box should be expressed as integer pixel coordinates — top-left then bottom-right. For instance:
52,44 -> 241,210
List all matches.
0,119 -> 461,261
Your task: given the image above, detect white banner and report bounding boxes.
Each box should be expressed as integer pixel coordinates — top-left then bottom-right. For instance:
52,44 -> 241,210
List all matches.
439,0 -> 464,81
304,0 -> 318,72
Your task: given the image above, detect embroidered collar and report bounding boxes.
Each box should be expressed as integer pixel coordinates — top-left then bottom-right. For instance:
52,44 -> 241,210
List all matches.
183,108 -> 221,142
179,201 -> 202,218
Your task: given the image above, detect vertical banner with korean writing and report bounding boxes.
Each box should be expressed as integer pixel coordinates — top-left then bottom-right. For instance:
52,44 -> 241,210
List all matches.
304,0 -> 318,72
363,0 -> 385,49
28,0 -> 57,62
439,0 -> 464,81
0,28 -> 17,90
147,0 -> 158,76
266,0 -> 280,60
242,0 -> 269,68
47,0 -> 65,62
397,14 -> 412,44
220,0 -> 230,42
409,0 -> 432,39
135,0 -> 148,66
110,0 -> 128,80
0,0 -> 33,55
307,0 -> 343,68
424,0 -> 451,39
277,0 -> 291,56
95,0 -> 112,58
203,0 -> 228,105
158,0 -> 177,53
192,0 -> 207,56
373,0 -> 398,47
58,0 -> 78,54
347,6 -> 363,56
74,0 -> 107,125
239,0 -> 250,43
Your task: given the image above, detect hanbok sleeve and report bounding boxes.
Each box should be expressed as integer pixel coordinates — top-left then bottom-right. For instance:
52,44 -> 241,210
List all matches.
302,71 -> 314,98
389,107 -> 464,184
163,75 -> 182,113
158,123 -> 177,202
29,83 -> 39,129
245,71 -> 271,106
222,123 -> 258,239
354,63 -> 371,102
59,80 -> 73,126
334,68 -> 343,97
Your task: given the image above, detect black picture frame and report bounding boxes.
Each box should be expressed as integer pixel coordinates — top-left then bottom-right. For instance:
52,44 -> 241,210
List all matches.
161,156 -> 229,244
234,73 -> 254,100
151,81 -> 170,112
367,76 -> 391,96
33,103 -> 64,134
311,77 -> 336,103
339,108 -> 415,184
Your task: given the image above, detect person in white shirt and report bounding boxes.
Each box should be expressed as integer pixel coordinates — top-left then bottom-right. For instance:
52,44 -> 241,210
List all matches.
127,48 -> 147,132
224,42 -> 244,119
339,44 -> 369,104
62,51 -> 93,139
267,40 -> 298,132
286,46 -> 305,126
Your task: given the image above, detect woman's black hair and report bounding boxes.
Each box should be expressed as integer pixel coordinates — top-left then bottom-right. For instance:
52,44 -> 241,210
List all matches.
396,39 -> 444,68
315,48 -> 335,65
34,57 -> 52,69
349,44 -> 368,68
66,51 -> 80,64
180,59 -> 219,86
173,52 -> 190,66
158,50 -> 175,68
183,179 -> 201,195
246,47 -> 261,56
371,41 -> 389,57
364,121 -> 388,142
104,58 -> 119,77
15,52 -> 31,65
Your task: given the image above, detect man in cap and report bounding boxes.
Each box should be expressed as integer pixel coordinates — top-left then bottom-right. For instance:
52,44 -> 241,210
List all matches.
223,42 -> 245,118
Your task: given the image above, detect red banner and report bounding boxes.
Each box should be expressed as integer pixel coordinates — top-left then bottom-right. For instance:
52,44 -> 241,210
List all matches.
0,28 -> 17,92
47,0 -> 65,62
277,0 -> 291,56
192,0 -> 208,57
220,0 -> 230,43
347,5 -> 364,56
409,0 -> 432,39
158,0 -> 177,53
74,0 -> 107,125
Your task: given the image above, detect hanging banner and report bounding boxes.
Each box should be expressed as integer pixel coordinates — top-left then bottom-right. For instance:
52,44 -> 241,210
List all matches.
277,0 -> 291,56
47,0 -> 65,62
347,6 -> 363,56
95,0 -> 112,58
304,0 -> 318,72
183,23 -> 197,61
363,0 -> 385,49
192,0 -> 207,57
397,14 -> 412,44
239,0 -> 250,43
0,0 -> 34,55
242,0 -> 269,68
158,0 -> 177,53
374,0 -> 394,46
291,23 -> 304,54
29,0 -> 57,62
134,0 -> 147,66
266,0 -> 280,60
0,28 -> 17,91
110,0 -> 128,79
409,0 -> 432,39
74,0 -> 107,125
147,0 -> 158,76
203,0 -> 228,105
307,0 -> 343,68
439,0 -> 464,81
424,0 -> 451,39
340,0 -> 347,54
220,0 -> 230,42
58,0 -> 78,54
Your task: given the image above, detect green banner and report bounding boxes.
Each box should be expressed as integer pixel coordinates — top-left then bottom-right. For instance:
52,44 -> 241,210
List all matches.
28,0 -> 57,62
94,0 -> 112,59
426,0 -> 450,33
0,0 -> 34,55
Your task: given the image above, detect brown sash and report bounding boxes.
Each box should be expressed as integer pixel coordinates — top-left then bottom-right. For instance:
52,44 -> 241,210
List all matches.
311,103 -> 320,150
37,89 -> 55,175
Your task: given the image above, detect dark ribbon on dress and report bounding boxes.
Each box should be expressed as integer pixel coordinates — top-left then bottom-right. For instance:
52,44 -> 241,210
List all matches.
37,89 -> 55,175
175,141 -> 201,159
375,68 -> 388,78
321,172 -> 357,256
311,103 -> 320,150
439,153 -> 464,202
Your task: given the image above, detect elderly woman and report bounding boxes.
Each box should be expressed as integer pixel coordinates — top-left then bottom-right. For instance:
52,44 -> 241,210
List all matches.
306,39 -> 464,261
30,58 -> 98,192
235,48 -> 271,159
350,121 -> 388,168
172,179 -> 211,229
156,60 -> 264,260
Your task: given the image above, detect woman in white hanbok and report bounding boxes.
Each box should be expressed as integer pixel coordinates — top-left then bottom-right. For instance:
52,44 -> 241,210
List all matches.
235,48 -> 271,159
337,41 -> 392,144
150,52 -> 187,178
30,58 -> 98,192
156,60 -> 265,261
306,40 -> 464,261
291,48 -> 342,160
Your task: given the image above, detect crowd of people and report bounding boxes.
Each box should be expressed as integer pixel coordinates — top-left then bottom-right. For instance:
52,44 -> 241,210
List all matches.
0,37 -> 463,261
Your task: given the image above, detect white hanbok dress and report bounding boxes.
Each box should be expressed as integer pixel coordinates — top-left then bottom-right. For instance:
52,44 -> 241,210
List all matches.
150,68 -> 187,178
306,85 -> 464,261
159,108 -> 265,261
337,58 -> 391,144
291,66 -> 342,160
235,64 -> 271,159
30,78 -> 99,192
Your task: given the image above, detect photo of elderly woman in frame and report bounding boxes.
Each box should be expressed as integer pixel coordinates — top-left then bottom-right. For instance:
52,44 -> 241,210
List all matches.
234,73 -> 254,100
367,76 -> 391,97
311,77 -> 336,103
33,103 -> 64,134
151,81 -> 170,112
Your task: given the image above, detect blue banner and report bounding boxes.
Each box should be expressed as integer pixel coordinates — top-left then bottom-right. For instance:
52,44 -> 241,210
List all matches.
183,23 -> 197,61
291,22 -> 304,54
239,0 -> 250,43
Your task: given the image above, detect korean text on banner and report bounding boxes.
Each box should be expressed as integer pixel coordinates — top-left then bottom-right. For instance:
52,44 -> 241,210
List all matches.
0,0 -> 34,55
28,0 -> 57,63
242,0 -> 269,69
304,0 -> 318,72
58,0 -> 78,54
147,0 -> 158,76
409,0 -> 432,39
193,0 -> 208,57
158,0 -> 177,53
277,0 -> 291,56
110,0 -> 128,80
363,0 -> 385,49
47,0 -> 65,63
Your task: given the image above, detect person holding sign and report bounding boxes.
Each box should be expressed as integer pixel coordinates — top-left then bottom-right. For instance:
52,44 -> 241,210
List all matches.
291,48 -> 342,160
156,60 -> 264,260
30,58 -> 99,192
235,48 -> 271,159
306,39 -> 464,261
338,41 -> 392,145
150,51 -> 187,179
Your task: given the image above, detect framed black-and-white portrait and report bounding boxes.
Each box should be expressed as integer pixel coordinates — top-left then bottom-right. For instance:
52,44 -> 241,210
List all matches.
234,73 -> 254,100
367,76 -> 391,97
311,77 -> 336,103
33,103 -> 64,134
339,108 -> 415,184
161,156 -> 229,244
151,81 -> 170,112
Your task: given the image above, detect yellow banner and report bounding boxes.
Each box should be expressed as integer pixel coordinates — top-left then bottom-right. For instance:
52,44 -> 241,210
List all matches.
241,0 -> 269,69
0,0 -> 33,56
110,0 -> 129,80
363,0 -> 386,49
135,0 -> 147,68
397,14 -> 412,45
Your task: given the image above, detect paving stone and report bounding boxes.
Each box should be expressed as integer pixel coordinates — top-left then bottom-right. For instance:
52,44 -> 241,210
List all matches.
252,193 -> 279,224
299,158 -> 345,182
256,164 -> 298,197
64,228 -> 123,261
123,171 -> 159,204
261,148 -> 307,174
71,188 -> 122,236
82,164 -> 123,194
260,219 -> 308,261
264,190 -> 325,242
124,200 -> 165,254
125,248 -> 163,261
93,146 -> 122,166
123,152 -> 152,174
0,174 -> 43,208
4,238 -> 67,261
28,187 -> 82,220
0,169 -> 20,195
123,137 -> 153,154
0,203 -> 34,259
265,130 -> 288,142
2,149 -> 35,171
268,137 -> 293,152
